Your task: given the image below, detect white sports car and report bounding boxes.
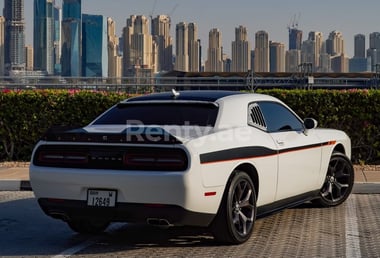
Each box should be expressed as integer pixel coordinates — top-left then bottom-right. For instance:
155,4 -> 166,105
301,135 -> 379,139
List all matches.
30,90 -> 354,244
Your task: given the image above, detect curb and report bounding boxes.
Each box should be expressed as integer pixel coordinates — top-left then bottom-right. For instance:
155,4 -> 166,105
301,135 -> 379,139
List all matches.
0,180 -> 32,191
352,183 -> 380,194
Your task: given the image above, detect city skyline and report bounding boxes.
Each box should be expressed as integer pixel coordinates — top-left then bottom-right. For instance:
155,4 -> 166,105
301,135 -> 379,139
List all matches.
1,0 -> 380,58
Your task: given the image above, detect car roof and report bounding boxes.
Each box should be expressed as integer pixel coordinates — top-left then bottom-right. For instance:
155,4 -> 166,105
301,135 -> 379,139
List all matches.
124,90 -> 245,103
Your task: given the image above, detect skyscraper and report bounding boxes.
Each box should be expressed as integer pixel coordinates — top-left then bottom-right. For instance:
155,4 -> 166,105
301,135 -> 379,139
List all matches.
122,15 -> 157,76
326,30 -> 345,56
301,31 -> 323,72
173,21 -> 200,72
4,0 -> 26,73
188,23 -> 200,72
354,34 -> 366,58
350,34 -> 369,72
205,28 -> 223,72
34,0 -> 55,75
254,30 -> 269,72
82,14 -> 108,77
61,0 -> 81,77
53,4 -> 62,75
367,32 -> 380,71
289,28 -> 303,51
231,25 -> 251,72
0,16 -> 5,76
25,45 -> 34,71
107,17 -> 122,82
285,49 -> 301,72
270,41 -> 285,72
152,15 -> 173,72
175,22 -> 188,71
369,32 -> 380,50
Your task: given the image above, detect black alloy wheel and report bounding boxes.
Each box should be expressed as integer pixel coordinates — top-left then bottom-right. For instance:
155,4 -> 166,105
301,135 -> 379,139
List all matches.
211,170 -> 257,244
315,152 -> 355,207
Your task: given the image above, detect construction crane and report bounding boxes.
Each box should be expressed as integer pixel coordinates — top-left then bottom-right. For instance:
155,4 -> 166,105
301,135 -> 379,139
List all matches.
287,13 -> 301,31
150,0 -> 157,20
167,3 -> 179,23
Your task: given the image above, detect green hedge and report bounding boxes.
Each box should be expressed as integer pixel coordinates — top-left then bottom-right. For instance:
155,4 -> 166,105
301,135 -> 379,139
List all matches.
0,90 -> 128,161
0,89 -> 379,164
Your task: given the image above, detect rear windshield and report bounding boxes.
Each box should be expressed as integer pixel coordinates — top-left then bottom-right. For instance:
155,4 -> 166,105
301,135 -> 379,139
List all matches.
93,103 -> 219,126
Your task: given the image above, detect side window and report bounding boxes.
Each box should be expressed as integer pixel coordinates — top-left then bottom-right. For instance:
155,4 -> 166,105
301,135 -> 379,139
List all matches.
248,103 -> 267,130
258,102 -> 304,132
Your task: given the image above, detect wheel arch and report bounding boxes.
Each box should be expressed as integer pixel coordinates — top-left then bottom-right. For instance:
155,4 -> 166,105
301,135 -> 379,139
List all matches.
333,143 -> 346,155
233,163 -> 259,200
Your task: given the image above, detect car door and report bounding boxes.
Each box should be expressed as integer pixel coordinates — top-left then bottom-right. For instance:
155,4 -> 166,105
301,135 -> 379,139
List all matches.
258,101 -> 322,201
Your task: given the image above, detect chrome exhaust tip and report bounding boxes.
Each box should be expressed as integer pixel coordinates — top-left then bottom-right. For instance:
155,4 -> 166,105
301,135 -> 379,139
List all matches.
146,218 -> 172,228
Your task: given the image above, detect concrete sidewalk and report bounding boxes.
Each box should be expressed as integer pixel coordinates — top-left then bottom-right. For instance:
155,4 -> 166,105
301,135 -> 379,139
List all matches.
0,165 -> 380,193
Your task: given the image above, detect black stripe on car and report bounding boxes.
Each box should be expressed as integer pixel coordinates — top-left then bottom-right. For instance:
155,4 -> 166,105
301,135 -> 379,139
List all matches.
200,141 -> 335,164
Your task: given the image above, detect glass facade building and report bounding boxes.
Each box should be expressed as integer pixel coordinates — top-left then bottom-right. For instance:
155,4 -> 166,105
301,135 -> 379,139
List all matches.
82,14 -> 108,77
4,0 -> 26,72
61,0 -> 81,77
34,0 -> 55,75
289,28 -> 303,51
53,5 -> 62,75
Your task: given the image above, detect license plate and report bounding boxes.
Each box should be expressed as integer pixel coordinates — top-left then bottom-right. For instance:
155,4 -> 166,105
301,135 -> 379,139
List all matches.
87,189 -> 117,207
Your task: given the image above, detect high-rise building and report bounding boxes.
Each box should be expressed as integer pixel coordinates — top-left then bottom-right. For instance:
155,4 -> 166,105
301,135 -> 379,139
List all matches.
61,0 -> 81,77
82,14 -> 108,77
0,16 -> 5,76
289,28 -> 303,51
367,32 -> 380,71
223,54 -> 231,72
231,25 -> 251,72
199,40 -> 203,72
354,34 -> 366,58
151,15 -> 173,72
107,17 -> 122,82
301,31 -> 323,72
350,34 -> 368,72
270,41 -> 285,72
205,28 -> 223,72
34,0 -> 55,75
122,15 -> 157,76
331,54 -> 349,73
175,22 -> 188,71
369,32 -> 380,50
319,44 -> 331,73
25,45 -> 34,71
254,30 -> 269,72
173,21 -> 200,72
4,0 -> 26,74
326,30 -> 345,56
53,4 -> 62,75
188,23 -> 200,72
349,56 -> 371,72
285,49 -> 301,72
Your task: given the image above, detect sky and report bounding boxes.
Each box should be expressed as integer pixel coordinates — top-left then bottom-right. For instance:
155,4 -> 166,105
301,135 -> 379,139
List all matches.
2,0 -> 380,58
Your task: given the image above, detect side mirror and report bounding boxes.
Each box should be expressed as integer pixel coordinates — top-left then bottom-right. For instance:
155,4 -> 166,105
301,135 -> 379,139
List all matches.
304,118 -> 318,130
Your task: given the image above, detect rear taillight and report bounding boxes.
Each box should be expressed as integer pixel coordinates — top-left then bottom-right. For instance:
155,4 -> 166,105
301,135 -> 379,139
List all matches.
38,151 -> 88,165
34,145 -> 188,171
124,150 -> 187,171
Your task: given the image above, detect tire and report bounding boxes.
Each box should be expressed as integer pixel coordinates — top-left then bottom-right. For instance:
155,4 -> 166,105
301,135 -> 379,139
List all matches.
211,170 -> 257,244
67,219 -> 110,234
314,152 -> 354,207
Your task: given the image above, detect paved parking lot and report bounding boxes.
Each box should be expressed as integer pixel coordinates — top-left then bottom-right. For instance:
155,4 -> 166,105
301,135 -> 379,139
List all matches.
0,164 -> 379,257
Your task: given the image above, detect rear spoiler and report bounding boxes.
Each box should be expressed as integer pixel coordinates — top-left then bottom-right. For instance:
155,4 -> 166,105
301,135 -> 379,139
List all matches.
41,126 -> 182,144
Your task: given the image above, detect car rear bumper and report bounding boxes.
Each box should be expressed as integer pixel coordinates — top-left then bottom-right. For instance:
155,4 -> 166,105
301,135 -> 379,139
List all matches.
37,198 -> 215,227
30,164 -> 223,215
